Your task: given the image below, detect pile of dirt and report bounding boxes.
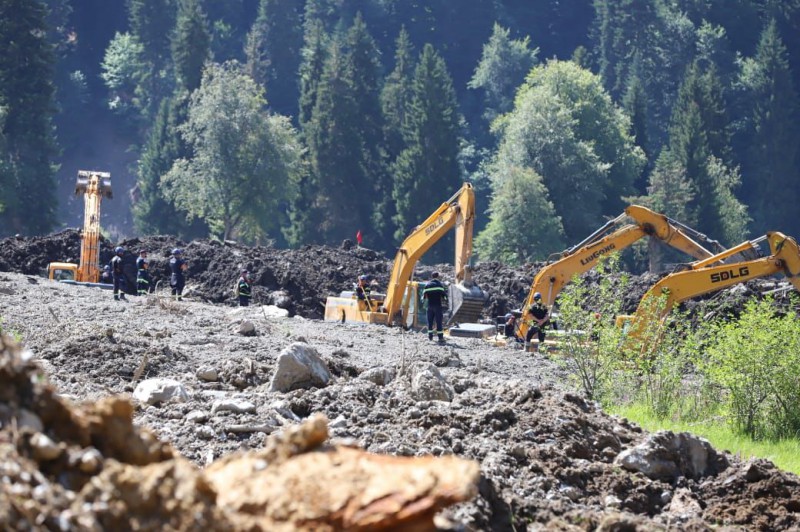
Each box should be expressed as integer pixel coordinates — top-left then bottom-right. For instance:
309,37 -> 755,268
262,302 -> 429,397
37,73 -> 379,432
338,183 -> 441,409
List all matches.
2,268 -> 800,530
0,333 -> 480,531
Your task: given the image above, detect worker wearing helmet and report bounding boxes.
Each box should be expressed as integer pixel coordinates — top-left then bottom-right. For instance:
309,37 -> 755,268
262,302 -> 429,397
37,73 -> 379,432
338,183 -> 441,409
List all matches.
136,250 -> 151,296
169,248 -> 187,301
525,292 -> 551,351
422,271 -> 448,343
237,269 -> 252,307
100,264 -> 112,284
110,246 -> 126,301
503,312 -> 517,339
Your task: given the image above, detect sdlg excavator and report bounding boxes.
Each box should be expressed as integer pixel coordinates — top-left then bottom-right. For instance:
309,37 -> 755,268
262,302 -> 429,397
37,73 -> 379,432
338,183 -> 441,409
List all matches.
617,231 -> 800,353
324,183 -> 486,329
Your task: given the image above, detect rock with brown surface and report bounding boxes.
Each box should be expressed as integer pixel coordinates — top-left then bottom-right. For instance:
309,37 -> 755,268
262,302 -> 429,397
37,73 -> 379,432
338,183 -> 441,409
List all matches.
206,414 -> 480,531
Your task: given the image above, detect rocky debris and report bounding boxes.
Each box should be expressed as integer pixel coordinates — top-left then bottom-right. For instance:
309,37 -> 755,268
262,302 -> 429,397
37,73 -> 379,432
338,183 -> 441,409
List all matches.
0,335 -> 480,531
408,362 -> 455,402
269,342 -> 332,393
615,430 -> 729,481
133,378 -> 189,405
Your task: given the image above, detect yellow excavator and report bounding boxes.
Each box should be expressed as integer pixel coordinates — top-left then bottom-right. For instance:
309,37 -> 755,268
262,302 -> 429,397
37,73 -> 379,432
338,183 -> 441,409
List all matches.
324,183 -> 486,329
515,205 -> 725,342
617,231 -> 800,351
47,170 -> 113,284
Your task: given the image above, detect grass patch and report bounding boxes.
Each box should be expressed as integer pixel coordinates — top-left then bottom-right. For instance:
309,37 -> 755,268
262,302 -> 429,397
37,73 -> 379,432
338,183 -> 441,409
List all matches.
610,402 -> 800,476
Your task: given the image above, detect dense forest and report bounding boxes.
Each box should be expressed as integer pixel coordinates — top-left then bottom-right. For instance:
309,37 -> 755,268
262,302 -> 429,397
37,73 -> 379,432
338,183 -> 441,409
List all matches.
1,0 -> 799,264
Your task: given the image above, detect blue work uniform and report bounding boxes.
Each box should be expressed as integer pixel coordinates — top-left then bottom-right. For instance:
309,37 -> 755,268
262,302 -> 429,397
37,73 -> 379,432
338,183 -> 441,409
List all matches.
170,257 -> 186,301
422,279 -> 448,341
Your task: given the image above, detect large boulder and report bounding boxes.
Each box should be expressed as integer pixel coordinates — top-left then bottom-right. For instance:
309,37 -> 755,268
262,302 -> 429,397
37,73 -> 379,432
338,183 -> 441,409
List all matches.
269,343 -> 332,393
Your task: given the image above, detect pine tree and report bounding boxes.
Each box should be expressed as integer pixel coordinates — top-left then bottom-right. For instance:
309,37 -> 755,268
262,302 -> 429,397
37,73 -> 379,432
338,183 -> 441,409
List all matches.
0,0 -> 58,235
344,13 -> 384,249
298,20 -> 328,131
128,0 -> 176,68
391,44 -> 462,262
305,36 -> 365,244
171,0 -> 210,92
244,0 -> 304,117
738,20 -> 800,235
667,62 -> 745,243
378,28 -> 415,247
133,95 -> 207,238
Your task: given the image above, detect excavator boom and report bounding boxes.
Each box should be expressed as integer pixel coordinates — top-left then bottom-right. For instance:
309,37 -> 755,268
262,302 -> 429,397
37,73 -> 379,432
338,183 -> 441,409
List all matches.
620,231 -> 800,348
517,205 -> 721,341
48,170 -> 112,284
325,183 -> 486,328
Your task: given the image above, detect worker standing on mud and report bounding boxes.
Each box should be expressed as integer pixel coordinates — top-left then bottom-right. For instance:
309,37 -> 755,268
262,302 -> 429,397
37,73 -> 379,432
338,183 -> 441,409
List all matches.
100,264 -> 112,284
169,248 -> 187,301
422,271 -> 448,343
237,269 -> 252,307
111,246 -> 126,301
136,250 -> 150,296
525,292 -> 551,351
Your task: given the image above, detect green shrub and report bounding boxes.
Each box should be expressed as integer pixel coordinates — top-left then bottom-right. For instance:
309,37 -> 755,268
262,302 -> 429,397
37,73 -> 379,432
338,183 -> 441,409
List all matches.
697,297 -> 800,440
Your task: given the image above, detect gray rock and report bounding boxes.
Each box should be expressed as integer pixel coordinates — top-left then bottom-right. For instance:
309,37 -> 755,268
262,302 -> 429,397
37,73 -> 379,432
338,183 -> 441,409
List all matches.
30,433 -> 61,461
615,430 -> 728,481
186,410 -> 210,423
269,342 -> 332,393
212,399 -> 256,414
196,366 -> 219,382
133,378 -> 189,406
410,363 -> 454,402
359,366 -> 396,386
237,320 -> 256,336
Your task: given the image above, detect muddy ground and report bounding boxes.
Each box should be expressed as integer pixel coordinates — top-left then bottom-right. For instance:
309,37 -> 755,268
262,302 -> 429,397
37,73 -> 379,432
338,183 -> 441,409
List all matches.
1,232 -> 799,530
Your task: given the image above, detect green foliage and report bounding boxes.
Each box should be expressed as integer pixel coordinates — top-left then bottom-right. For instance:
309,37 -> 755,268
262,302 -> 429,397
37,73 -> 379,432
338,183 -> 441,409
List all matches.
171,0 -> 209,92
698,298 -> 800,440
489,60 -> 645,243
736,19 -> 800,236
474,165 -> 564,264
133,94 -> 207,239
243,0 -> 303,117
161,62 -> 305,242
468,22 -> 538,125
555,254 -> 629,403
101,32 -> 147,116
391,43 -> 462,262
0,0 -> 58,235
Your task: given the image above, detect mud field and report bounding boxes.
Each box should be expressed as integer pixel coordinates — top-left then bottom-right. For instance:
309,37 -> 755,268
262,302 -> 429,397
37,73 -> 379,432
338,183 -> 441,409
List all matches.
1,233 -> 799,530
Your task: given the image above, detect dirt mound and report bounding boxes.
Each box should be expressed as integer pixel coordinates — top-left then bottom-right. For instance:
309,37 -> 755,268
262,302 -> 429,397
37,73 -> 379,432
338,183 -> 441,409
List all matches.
0,334 -> 480,531
2,232 -> 795,326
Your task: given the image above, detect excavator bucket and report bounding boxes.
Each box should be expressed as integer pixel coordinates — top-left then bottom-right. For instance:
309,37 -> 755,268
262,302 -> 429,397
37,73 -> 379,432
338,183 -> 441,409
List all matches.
447,281 -> 486,325
75,171 -> 113,199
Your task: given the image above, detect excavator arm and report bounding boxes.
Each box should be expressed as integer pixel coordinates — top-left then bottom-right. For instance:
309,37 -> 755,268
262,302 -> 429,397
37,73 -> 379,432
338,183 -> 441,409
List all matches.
324,183 -> 485,327
75,171 -> 112,282
382,183 -> 481,324
517,205 -> 722,341
620,231 -> 800,348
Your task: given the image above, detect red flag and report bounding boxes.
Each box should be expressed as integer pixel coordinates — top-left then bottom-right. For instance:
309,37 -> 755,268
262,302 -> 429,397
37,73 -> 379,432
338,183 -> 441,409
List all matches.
356,230 -> 363,245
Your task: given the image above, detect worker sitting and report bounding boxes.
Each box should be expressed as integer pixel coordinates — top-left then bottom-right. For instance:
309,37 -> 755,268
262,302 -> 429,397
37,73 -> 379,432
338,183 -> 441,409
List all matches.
525,292 -> 551,351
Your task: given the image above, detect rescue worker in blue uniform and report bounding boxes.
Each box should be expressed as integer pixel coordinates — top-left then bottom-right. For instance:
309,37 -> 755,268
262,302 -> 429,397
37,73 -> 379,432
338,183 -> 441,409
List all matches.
110,246 -> 126,301
169,248 -> 187,301
422,271 -> 448,343
237,269 -> 252,307
136,250 -> 151,296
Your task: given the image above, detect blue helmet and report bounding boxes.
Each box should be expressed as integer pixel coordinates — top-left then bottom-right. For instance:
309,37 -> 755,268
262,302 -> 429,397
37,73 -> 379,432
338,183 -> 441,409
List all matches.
114,246 -> 125,254
172,248 -> 183,256
533,292 -> 542,301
